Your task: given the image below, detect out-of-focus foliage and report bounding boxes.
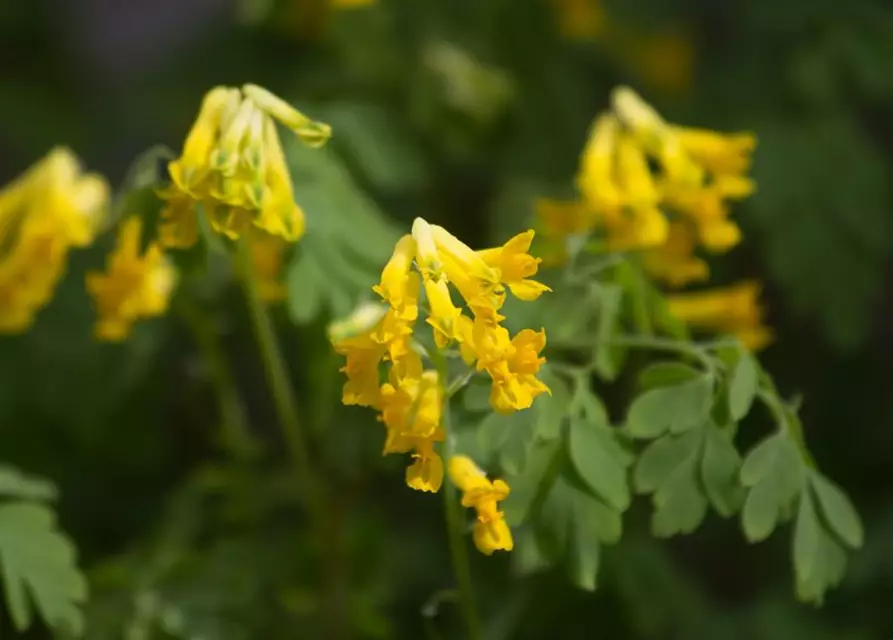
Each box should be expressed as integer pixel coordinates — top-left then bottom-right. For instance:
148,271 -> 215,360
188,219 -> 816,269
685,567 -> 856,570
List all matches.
0,0 -> 890,638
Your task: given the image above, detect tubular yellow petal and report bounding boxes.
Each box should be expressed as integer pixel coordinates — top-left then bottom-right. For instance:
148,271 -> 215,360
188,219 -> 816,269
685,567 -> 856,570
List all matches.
243,84 -> 332,148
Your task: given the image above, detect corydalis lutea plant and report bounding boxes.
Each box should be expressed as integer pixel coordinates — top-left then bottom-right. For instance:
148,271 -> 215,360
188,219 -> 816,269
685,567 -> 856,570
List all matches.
515,86 -> 861,605
330,217 -> 551,554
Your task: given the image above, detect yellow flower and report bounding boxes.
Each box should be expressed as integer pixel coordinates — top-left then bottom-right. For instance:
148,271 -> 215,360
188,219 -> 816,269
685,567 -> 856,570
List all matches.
86,217 -> 177,341
448,456 -> 513,555
411,218 -> 464,343
611,86 -> 703,187
159,84 -> 330,247
249,230 -> 289,302
0,147 -> 109,333
643,221 -> 709,287
460,320 -> 550,413
666,280 -> 773,350
674,127 -> 757,176
577,114 -> 623,222
372,234 -> 420,321
428,222 -> 506,319
476,230 -> 552,301
333,218 -> 550,496
380,367 -> 446,492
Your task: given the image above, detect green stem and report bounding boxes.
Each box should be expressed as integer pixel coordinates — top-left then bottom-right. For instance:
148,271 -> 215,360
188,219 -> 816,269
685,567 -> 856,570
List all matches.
442,430 -> 484,640
178,298 -> 258,460
431,347 -> 483,640
756,388 -> 816,468
553,335 -> 717,376
235,239 -> 322,513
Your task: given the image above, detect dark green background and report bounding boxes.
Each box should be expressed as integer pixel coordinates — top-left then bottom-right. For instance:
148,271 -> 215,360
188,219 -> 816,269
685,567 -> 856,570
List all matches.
1,0 -> 891,637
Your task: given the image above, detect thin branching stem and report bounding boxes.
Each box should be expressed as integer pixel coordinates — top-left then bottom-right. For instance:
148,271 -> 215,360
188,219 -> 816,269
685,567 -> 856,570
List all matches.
431,346 -> 484,640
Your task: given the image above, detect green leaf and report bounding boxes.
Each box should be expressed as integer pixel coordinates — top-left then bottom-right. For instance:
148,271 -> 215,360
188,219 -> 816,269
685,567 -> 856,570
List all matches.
322,102 -> 430,193
728,351 -> 759,421
512,528 -> 550,577
283,135 -> 401,324
0,503 -> 87,636
478,410 -> 537,475
638,362 -> 701,390
809,471 -> 863,549
740,433 -> 806,542
569,503 -> 602,591
286,248 -> 325,324
462,377 -> 492,414
650,436 -> 709,537
634,430 -> 702,494
0,467 -> 57,502
502,440 -> 561,526
533,364 -> 571,441
542,284 -> 599,344
793,489 -> 848,605
568,411 -> 631,511
626,374 -> 714,439
700,424 -> 745,517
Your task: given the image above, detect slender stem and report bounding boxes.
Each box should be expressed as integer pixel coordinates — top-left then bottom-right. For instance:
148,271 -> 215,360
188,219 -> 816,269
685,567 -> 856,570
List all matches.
442,425 -> 484,640
178,297 -> 258,460
235,239 -> 322,512
236,239 -> 350,639
552,334 -> 717,375
756,388 -> 817,468
430,347 -> 483,640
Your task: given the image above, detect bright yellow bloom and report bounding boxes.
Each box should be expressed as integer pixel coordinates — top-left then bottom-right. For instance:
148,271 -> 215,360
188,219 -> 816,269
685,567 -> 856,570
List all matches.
448,456 -> 513,555
461,319 -> 550,413
333,218 -> 550,496
86,217 -> 177,341
372,234 -> 420,321
380,367 -> 446,492
666,281 -> 772,350
477,230 -> 552,301
577,114 -> 623,221
159,84 -> 330,247
429,223 -> 506,319
249,231 -> 289,302
0,148 -> 109,333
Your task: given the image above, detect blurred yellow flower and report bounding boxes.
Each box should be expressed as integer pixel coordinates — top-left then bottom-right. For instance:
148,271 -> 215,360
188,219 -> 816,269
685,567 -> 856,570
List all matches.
159,84 -> 330,247
0,148 -> 109,333
448,456 -> 513,555
544,86 -> 756,289
666,281 -> 773,351
86,217 -> 177,341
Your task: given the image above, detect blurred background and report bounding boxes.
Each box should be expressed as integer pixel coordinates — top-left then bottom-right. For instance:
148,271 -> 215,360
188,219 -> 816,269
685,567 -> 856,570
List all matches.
1,0 -> 893,637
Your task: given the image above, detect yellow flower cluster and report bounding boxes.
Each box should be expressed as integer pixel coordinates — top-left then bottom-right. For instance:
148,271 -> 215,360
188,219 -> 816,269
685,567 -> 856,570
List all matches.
158,84 -> 331,248
0,148 -> 109,333
331,218 -> 550,498
86,217 -> 177,341
666,281 -> 772,351
536,86 -> 769,349
449,456 -> 513,555
539,86 -> 756,287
